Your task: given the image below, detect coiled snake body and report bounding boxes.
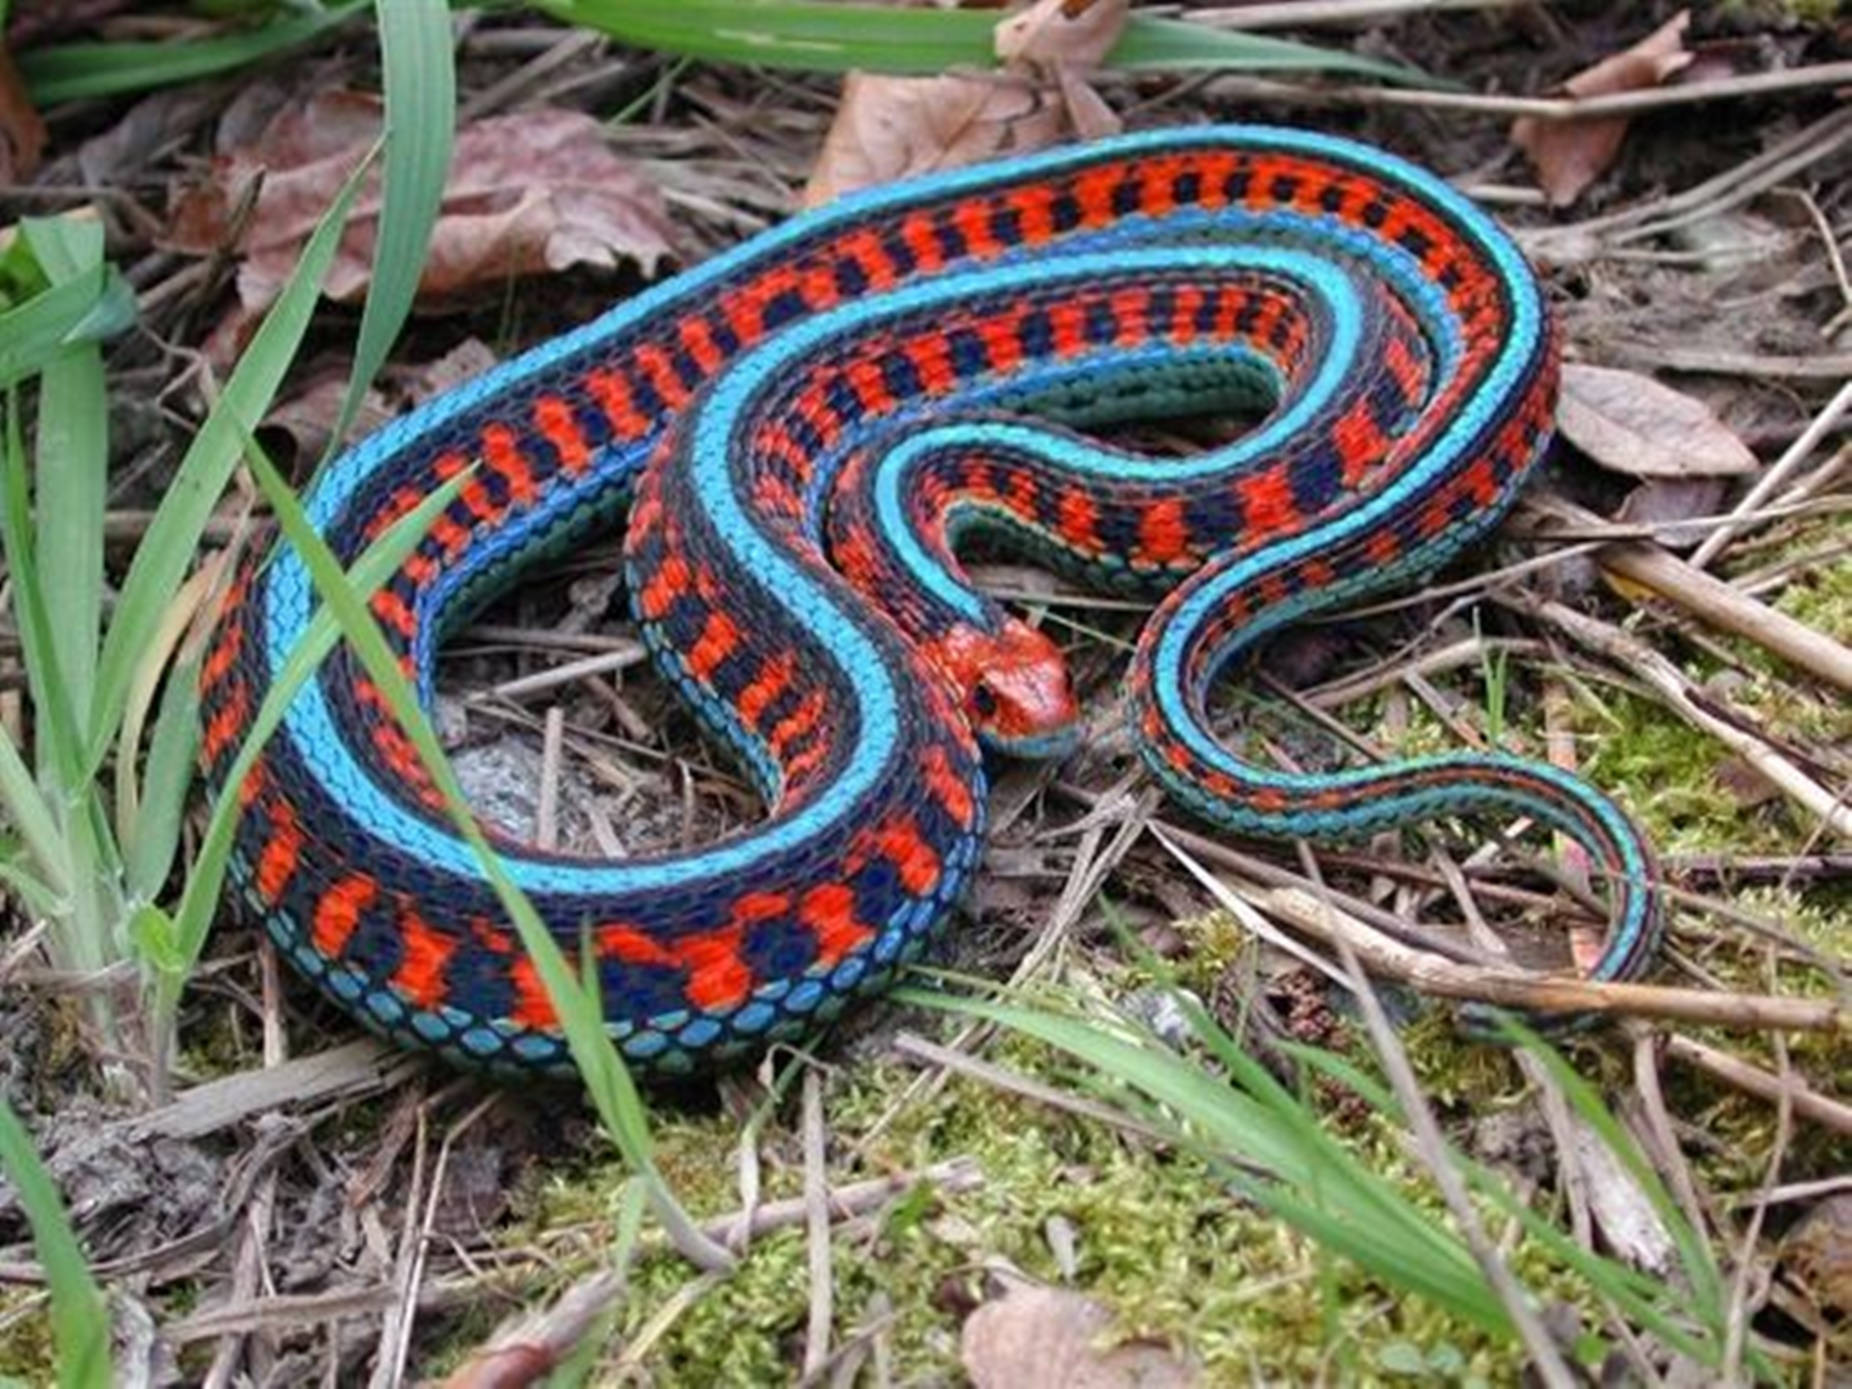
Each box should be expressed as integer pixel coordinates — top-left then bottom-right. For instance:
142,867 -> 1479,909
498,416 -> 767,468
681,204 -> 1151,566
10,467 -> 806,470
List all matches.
200,125 -> 1661,1073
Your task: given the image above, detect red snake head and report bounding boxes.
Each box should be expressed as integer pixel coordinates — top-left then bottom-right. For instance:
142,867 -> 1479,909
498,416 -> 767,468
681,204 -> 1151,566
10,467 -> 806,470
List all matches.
933,617 -> 1081,760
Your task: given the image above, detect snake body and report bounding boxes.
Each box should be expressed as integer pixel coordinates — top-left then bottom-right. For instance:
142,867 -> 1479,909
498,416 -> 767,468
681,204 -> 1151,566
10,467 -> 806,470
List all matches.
200,125 -> 1661,1073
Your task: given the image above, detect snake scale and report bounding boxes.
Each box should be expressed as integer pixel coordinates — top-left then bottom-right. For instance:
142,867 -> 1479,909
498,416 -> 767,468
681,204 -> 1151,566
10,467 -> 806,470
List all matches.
199,124 -> 1662,1074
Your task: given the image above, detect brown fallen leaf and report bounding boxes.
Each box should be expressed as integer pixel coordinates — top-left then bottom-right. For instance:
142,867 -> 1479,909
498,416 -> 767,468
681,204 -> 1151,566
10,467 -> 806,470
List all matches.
1615,477 -> 1728,549
1556,363 -> 1759,479
0,43 -> 46,183
166,92 -> 675,359
1512,11 -> 1693,206
961,1282 -> 1197,1389
258,360 -> 396,471
804,0 -> 1127,206
1779,1195 -> 1852,1326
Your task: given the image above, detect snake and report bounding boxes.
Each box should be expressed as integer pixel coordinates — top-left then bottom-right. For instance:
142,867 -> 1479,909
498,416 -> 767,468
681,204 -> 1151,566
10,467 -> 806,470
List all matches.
198,124 -> 1663,1075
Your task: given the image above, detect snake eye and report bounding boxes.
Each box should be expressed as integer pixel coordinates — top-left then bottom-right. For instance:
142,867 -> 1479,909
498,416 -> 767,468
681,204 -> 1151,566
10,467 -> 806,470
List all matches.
970,685 -> 998,718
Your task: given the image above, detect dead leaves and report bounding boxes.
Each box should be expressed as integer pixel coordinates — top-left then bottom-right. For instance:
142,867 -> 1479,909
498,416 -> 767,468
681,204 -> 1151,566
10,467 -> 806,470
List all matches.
961,1282 -> 1197,1389
167,92 -> 676,355
1512,12 -> 1694,206
805,0 -> 1126,206
1556,364 -> 1759,479
0,42 -> 46,184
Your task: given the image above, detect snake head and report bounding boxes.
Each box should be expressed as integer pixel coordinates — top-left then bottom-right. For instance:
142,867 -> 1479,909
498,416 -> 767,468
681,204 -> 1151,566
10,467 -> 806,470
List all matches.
935,617 -> 1081,761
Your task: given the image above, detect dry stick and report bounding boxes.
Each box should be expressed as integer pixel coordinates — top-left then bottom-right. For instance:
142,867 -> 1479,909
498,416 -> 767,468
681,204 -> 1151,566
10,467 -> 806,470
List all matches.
1153,828 -> 1845,1033
801,1069 -> 833,1381
1665,1034 -> 1852,1139
1193,0 -> 1524,27
1722,958 -> 1795,1382
1503,594 -> 1852,840
687,1159 -> 984,1251
1690,380 -> 1852,573
1057,779 -> 1582,971
1203,61 -> 1852,122
439,1270 -> 624,1389
371,1106 -> 431,1389
427,1162 -> 985,1380
891,1032 -> 1184,1150
853,790 -> 1150,1152
1600,344 -> 1852,384
1329,927 -> 1579,1388
1565,108 -> 1852,250
1518,496 -> 1852,694
536,704 -> 565,851
1628,1031 -> 1716,1262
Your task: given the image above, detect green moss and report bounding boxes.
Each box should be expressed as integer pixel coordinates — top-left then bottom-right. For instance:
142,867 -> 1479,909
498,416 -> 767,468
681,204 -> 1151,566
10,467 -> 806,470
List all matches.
0,1290 -> 54,1383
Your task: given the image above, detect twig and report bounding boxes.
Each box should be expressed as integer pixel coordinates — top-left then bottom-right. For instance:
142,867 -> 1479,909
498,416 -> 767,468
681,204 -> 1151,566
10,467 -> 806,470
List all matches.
891,1032 -> 1183,1150
1154,831 -> 1846,1033
1332,926 -> 1579,1386
1191,0 -> 1524,26
801,1069 -> 833,1380
1519,496 -> 1852,693
699,1159 -> 985,1251
1203,61 -> 1852,121
1665,1034 -> 1852,1139
1503,594 -> 1852,838
1690,380 -> 1852,572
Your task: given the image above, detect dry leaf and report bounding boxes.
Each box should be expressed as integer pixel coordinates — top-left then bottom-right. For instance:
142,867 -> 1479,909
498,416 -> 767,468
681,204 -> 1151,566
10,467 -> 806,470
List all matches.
1557,363 -> 1759,478
804,0 -> 1128,206
1615,477 -> 1728,549
805,70 -> 1064,208
0,44 -> 46,183
1779,1195 -> 1852,1325
166,92 -> 675,358
258,361 -> 395,469
1712,754 -> 1782,809
1512,11 -> 1693,206
961,1284 -> 1197,1389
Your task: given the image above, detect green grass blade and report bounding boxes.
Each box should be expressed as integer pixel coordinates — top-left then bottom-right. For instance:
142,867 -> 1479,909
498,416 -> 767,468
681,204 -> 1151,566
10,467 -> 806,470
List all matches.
1107,15 -> 1428,83
537,0 -> 1429,84
161,475 -> 468,1014
0,716 -> 66,899
125,654 -> 201,905
0,854 -> 62,919
0,1098 -> 110,1388
236,429 -> 731,1270
0,265 -> 115,392
17,1 -> 372,105
88,148 -> 376,780
331,0 -> 456,462
1490,1017 -> 1727,1318
25,220 -> 110,738
1,393 -> 85,791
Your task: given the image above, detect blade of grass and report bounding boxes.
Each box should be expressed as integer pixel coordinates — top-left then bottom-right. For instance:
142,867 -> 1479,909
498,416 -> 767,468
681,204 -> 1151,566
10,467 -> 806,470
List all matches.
234,429 -> 733,1273
1,392 -> 84,793
331,0 -> 455,461
1490,1015 -> 1727,1319
87,146 -> 379,781
0,260 -> 116,392
0,720 -> 66,900
125,653 -> 201,905
0,1098 -> 110,1388
896,987 -> 1508,1329
154,475 -> 468,1058
537,0 -> 1430,85
0,854 -> 62,919
17,1 -> 372,105
25,220 -> 109,739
